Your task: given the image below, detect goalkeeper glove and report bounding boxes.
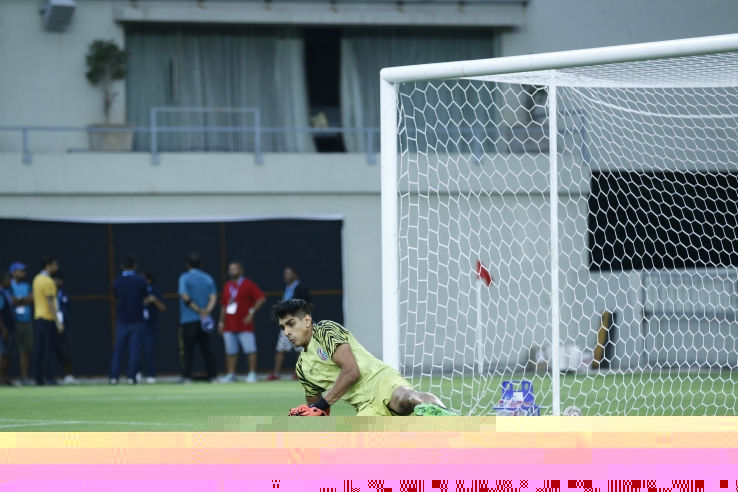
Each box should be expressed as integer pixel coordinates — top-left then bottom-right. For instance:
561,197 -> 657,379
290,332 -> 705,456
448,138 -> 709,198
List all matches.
287,397 -> 332,416
287,404 -> 330,416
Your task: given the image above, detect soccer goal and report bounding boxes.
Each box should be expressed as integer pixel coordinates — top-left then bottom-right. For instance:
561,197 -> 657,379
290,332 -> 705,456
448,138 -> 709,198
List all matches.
380,34 -> 738,416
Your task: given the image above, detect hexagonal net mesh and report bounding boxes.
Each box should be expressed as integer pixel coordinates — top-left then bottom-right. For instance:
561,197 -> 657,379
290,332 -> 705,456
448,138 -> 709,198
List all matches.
395,52 -> 738,415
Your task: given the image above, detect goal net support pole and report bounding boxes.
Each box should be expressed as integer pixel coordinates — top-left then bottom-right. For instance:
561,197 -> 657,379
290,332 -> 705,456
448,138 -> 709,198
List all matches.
549,84 -> 561,416
380,77 -> 401,372
476,277 -> 483,378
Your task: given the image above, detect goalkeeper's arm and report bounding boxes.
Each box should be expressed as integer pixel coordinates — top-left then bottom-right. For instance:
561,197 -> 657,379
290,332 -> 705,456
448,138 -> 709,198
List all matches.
295,344 -> 360,415
305,395 -> 322,405
321,344 -> 361,405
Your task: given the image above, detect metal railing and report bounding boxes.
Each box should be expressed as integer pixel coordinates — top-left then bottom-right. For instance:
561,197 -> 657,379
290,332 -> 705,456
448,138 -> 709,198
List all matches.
0,124 -> 382,165
0,107 -> 590,166
150,107 -> 261,164
401,110 -> 590,163
641,268 -> 738,368
643,269 -> 738,321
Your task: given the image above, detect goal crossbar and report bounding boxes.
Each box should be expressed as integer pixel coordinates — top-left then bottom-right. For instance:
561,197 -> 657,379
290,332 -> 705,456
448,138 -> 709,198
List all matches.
380,33 -> 738,84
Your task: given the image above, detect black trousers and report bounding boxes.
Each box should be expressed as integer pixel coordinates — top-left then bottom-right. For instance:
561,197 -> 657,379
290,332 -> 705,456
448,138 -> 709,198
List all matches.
179,321 -> 217,379
33,319 -> 58,384
55,328 -> 72,367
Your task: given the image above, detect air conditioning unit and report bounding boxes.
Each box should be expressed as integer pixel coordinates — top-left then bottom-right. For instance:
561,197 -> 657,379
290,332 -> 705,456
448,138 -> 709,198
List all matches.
40,0 -> 76,32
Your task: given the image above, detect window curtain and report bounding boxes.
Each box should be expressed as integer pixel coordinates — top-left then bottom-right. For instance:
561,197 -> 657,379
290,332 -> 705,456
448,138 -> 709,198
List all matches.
126,25 -> 315,153
340,29 -> 498,153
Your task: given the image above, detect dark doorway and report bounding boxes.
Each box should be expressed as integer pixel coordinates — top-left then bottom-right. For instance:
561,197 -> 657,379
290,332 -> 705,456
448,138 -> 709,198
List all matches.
304,28 -> 346,153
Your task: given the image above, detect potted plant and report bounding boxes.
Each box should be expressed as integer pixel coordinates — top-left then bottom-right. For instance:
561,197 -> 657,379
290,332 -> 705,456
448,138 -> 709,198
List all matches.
85,39 -> 133,151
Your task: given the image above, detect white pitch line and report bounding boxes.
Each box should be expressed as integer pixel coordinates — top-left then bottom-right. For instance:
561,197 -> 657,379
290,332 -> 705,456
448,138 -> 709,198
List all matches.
7,391 -> 298,403
0,418 -> 194,429
0,422 -> 67,429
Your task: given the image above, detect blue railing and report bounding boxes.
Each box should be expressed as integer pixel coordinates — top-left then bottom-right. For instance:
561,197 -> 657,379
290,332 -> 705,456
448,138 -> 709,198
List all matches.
0,105 -> 383,164
150,106 -> 262,164
0,124 -> 382,165
0,107 -> 590,166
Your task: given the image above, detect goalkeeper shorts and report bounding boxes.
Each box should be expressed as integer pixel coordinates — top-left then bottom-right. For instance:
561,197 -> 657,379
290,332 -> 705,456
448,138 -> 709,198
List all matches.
356,370 -> 412,416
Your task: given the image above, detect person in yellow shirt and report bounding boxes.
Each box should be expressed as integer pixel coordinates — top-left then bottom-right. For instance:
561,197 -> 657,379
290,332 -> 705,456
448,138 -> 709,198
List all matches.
32,256 -> 64,386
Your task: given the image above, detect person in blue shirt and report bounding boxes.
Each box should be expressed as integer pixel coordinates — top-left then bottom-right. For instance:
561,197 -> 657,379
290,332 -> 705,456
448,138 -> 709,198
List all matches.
110,254 -> 149,385
178,253 -> 218,383
52,272 -> 78,385
9,262 -> 34,385
137,272 -> 166,383
0,272 -> 18,386
267,266 -> 313,381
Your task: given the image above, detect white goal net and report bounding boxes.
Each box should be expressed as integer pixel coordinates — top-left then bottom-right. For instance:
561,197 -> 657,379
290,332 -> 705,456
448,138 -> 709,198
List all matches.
381,36 -> 738,416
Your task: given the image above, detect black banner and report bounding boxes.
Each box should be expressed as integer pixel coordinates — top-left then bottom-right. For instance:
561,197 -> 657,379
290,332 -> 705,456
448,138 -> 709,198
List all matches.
0,218 -> 344,378
589,171 -> 738,271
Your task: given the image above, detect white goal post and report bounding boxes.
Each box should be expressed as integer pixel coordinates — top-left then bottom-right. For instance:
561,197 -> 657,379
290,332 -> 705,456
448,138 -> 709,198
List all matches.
380,34 -> 738,416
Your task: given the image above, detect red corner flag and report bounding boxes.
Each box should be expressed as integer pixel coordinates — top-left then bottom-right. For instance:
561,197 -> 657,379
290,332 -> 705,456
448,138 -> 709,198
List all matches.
476,260 -> 493,287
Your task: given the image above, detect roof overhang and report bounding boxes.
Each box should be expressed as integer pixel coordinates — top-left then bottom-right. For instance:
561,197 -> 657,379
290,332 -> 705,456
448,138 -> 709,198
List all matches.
114,1 -> 526,28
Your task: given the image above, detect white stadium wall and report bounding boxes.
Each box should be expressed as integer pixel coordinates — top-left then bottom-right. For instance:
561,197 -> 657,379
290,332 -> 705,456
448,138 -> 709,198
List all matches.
0,1 -> 126,152
500,0 -> 738,58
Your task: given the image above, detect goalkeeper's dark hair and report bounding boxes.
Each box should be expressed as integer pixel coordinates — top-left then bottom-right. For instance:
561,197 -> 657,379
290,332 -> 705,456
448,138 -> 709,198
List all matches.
270,298 -> 311,322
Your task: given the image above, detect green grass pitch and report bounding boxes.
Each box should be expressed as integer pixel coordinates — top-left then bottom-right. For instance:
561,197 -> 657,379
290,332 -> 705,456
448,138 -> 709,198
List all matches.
0,380 -> 357,432
1,371 -> 735,431
415,371 -> 738,417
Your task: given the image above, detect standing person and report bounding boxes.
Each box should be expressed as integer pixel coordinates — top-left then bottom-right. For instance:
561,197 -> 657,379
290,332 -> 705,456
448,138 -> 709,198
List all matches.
138,272 -> 166,383
217,261 -> 266,384
32,256 -> 63,386
110,254 -> 148,385
9,262 -> 34,385
52,272 -> 78,385
0,272 -> 18,386
267,266 -> 312,381
178,253 -> 218,384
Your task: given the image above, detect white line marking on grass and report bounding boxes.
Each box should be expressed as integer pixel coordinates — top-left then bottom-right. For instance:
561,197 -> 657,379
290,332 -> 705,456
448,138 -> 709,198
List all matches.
0,418 -> 195,429
0,422 -> 67,429
8,392 -> 298,403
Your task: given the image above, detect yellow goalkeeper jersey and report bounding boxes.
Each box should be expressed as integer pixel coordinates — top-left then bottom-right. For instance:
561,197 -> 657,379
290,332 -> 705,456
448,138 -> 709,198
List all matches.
295,320 -> 403,412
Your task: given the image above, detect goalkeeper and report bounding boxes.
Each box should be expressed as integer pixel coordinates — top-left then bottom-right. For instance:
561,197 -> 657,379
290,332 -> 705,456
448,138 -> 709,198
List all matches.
271,299 -> 458,417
